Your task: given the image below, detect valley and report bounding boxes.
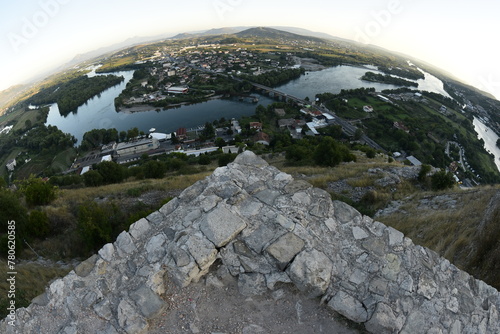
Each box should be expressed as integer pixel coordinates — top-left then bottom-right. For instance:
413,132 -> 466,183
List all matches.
1,26 -> 500,321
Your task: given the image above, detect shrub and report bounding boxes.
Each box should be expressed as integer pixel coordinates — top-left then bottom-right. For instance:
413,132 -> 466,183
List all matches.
19,176 -> 57,207
83,170 -> 103,187
27,210 -> 50,239
431,171 -> 455,191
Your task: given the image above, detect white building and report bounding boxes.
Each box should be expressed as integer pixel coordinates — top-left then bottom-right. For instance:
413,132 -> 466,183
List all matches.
115,138 -> 160,157
6,159 -> 16,171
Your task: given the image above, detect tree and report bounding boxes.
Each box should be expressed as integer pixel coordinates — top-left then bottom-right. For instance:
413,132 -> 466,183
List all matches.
366,148 -> 376,159
83,170 -> 103,187
218,153 -> 237,167
431,171 -> 455,191
215,137 -> 226,149
143,160 -> 167,179
119,131 -> 127,142
354,128 -> 363,141
77,201 -> 112,252
18,176 -> 57,207
0,189 -> 28,234
198,154 -> 211,165
96,161 -> 125,184
313,137 -> 353,167
127,127 -> 139,140
418,164 -> 432,182
201,122 -> 215,140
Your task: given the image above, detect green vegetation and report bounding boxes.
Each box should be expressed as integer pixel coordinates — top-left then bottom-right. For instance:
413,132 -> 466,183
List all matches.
241,68 -> 305,87
378,66 -> 424,80
361,71 -> 418,87
28,75 -> 124,115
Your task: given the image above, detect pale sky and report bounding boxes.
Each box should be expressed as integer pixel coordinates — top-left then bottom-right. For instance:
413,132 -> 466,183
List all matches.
1,0 -> 499,99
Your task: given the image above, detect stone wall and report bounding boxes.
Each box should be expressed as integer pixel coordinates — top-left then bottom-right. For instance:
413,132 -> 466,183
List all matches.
2,151 -> 499,333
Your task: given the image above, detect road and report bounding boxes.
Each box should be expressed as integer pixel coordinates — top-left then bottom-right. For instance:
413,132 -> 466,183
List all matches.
251,83 -> 386,152
191,65 -> 386,152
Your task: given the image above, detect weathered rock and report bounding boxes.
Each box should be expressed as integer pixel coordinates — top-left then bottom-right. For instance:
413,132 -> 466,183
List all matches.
328,291 -> 368,323
128,218 -> 151,240
4,150 -> 500,334
145,233 -> 167,263
117,298 -> 148,334
129,284 -> 165,318
365,302 -> 402,333
98,243 -> 115,262
238,273 -> 267,296
200,203 -> 247,247
288,249 -> 333,297
115,231 -> 137,257
184,234 -> 217,270
74,254 -> 98,277
265,232 -> 305,270
244,222 -> 286,254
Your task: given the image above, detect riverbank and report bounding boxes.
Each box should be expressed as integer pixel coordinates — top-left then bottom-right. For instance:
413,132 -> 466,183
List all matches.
117,95 -> 225,113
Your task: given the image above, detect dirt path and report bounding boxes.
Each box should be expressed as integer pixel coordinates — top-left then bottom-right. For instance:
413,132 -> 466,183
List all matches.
148,264 -> 364,334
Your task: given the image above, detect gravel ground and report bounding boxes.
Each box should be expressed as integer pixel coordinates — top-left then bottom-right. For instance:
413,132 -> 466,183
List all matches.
148,264 -> 364,334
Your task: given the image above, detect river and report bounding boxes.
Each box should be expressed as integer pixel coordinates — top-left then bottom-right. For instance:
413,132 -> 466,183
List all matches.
473,117 -> 500,173
44,65 -> 460,144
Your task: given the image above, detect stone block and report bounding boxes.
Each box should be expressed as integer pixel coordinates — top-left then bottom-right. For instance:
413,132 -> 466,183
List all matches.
233,150 -> 268,167
74,254 -> 98,277
145,233 -> 167,263
364,302 -> 402,333
328,291 -> 368,323
98,243 -> 115,262
200,204 -> 247,248
129,218 -> 151,241
115,231 -> 137,256
185,234 -> 217,270
117,298 -> 148,334
130,284 -> 165,318
265,233 -> 305,270
288,249 -> 333,297
238,273 -> 267,296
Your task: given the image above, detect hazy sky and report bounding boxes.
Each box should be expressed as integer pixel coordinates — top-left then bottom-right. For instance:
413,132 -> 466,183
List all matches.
1,0 -> 499,99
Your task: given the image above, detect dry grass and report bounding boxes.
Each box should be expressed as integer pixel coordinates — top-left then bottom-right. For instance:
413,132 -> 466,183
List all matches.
0,259 -> 70,317
53,170 -> 213,207
377,186 -> 498,273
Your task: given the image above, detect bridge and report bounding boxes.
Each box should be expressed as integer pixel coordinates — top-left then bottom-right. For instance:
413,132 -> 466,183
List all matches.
196,65 -> 386,152
250,82 -> 386,152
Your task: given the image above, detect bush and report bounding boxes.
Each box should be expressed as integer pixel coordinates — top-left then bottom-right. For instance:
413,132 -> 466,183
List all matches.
27,210 -> 50,239
19,176 -> 57,207
83,170 -> 103,187
431,171 -> 455,191
143,160 -> 167,179
198,154 -> 212,165
218,153 -> 237,167
96,161 -> 125,184
366,148 -> 376,159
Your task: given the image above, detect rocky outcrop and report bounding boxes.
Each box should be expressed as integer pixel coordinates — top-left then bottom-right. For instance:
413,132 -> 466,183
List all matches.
2,151 -> 499,333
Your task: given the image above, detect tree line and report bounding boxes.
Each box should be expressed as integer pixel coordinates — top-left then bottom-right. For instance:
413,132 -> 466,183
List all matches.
361,71 -> 418,87
28,75 -> 124,115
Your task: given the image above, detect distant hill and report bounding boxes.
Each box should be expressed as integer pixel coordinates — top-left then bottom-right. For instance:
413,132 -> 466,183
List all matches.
235,27 -> 325,43
0,84 -> 26,114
